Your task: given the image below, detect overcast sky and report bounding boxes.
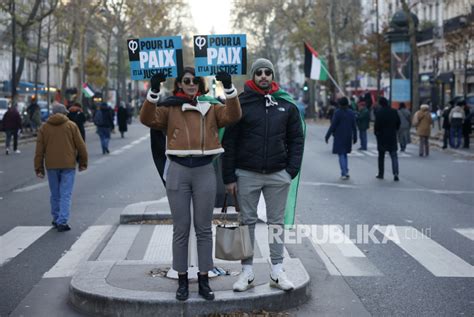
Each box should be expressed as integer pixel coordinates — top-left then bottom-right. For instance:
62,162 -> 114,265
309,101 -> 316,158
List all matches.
188,0 -> 232,35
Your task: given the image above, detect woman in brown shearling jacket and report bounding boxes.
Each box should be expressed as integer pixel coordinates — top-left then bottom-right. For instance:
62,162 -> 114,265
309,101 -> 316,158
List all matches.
140,67 -> 241,301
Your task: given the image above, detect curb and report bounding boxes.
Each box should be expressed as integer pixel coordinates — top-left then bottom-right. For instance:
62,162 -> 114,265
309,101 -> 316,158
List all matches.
69,259 -> 310,317
120,200 -> 239,224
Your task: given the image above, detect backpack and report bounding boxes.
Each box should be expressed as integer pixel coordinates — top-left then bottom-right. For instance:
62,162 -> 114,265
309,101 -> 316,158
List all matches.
94,110 -> 104,126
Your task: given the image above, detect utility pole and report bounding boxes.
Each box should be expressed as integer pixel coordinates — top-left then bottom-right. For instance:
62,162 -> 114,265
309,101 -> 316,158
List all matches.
375,0 -> 381,99
11,0 -> 16,103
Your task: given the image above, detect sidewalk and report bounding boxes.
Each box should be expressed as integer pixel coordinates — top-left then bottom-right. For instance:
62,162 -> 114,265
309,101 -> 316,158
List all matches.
69,200 -> 311,316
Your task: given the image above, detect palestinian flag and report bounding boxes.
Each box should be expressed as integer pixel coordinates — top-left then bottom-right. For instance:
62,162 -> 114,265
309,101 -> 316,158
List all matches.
82,83 -> 95,98
304,42 -> 328,81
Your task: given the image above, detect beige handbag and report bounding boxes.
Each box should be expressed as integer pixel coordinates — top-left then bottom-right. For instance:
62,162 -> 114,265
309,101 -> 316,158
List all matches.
215,193 -> 253,261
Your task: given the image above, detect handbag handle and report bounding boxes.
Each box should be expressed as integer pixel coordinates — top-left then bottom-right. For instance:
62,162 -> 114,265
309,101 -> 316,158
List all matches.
221,192 -> 240,214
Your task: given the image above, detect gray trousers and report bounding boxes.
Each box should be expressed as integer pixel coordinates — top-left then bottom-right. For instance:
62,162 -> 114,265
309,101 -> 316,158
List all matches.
236,169 -> 291,265
166,161 -> 216,273
419,136 -> 429,156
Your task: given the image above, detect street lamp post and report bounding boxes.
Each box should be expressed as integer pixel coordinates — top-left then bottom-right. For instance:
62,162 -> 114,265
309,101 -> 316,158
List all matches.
11,0 -> 16,103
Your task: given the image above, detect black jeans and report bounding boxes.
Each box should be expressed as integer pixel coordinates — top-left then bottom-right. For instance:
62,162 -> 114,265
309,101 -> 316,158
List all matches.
442,129 -> 449,148
378,150 -> 399,177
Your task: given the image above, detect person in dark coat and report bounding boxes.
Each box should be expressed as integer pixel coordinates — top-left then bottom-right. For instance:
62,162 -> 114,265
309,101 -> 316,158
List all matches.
441,101 -> 454,149
325,97 -> 357,180
67,102 -> 86,141
3,104 -> 22,155
462,102 -> 472,149
356,100 -> 370,150
117,101 -> 128,138
374,97 -> 401,181
94,102 -> 115,154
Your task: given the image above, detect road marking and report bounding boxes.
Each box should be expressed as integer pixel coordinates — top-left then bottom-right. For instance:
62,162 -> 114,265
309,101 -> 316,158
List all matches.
454,228 -> 474,241
348,151 -> 363,157
43,225 -> 112,278
97,225 -> 140,261
143,225 -> 173,261
301,181 -> 357,189
13,182 -> 48,193
309,225 -> 382,276
365,150 -> 379,157
300,182 -> 474,195
377,226 -> 474,277
0,226 -> 51,265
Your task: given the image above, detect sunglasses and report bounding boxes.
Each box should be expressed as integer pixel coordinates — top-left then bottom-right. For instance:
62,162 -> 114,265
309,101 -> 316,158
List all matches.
182,77 -> 200,85
255,69 -> 273,77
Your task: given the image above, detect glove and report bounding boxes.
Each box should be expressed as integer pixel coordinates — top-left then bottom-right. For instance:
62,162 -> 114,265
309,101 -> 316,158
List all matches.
150,73 -> 167,93
215,71 -> 232,89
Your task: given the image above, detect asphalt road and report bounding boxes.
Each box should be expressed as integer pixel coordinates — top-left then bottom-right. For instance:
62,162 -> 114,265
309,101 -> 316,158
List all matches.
0,120 -> 473,316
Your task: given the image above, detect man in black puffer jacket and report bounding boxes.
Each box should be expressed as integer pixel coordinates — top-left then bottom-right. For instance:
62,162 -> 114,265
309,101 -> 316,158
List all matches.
222,58 -> 304,293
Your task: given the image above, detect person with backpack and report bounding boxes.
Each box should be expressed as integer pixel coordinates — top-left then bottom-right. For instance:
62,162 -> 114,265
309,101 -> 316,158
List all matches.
449,101 -> 465,149
94,102 -> 114,154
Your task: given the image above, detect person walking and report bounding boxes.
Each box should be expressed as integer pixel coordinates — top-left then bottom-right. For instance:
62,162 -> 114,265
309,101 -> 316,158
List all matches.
413,104 -> 433,156
461,101 -> 472,149
397,102 -> 411,152
34,104 -> 88,232
3,103 -> 22,155
325,97 -> 357,179
222,58 -> 304,292
356,100 -> 370,151
27,97 -> 41,133
117,101 -> 128,138
441,101 -> 454,149
67,102 -> 86,141
374,97 -> 401,181
94,102 -> 114,154
140,68 -> 241,301
449,101 -> 465,149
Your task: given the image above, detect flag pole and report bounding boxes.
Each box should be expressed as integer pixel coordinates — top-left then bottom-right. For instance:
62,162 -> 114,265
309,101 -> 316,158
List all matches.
319,61 -> 346,97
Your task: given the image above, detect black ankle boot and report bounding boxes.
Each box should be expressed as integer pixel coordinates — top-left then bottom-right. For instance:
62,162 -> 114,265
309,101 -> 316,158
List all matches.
198,273 -> 215,300
176,273 -> 188,301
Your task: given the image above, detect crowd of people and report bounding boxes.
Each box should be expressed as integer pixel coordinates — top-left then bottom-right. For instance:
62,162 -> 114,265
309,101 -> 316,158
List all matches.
324,94 -> 472,181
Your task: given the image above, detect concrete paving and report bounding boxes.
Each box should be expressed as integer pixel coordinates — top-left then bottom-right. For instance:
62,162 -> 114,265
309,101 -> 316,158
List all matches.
68,198 -> 311,316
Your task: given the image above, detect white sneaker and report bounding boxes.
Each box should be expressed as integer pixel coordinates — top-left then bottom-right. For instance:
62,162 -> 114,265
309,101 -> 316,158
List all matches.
270,270 -> 294,291
233,270 -> 255,292
14,150 -> 21,154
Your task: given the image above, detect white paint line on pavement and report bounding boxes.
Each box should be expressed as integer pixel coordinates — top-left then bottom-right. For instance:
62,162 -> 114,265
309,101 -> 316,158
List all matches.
97,225 -> 141,261
453,228 -> 474,241
157,196 -> 168,203
365,150 -> 379,157
300,182 -> 474,195
13,182 -> 48,193
309,225 -> 382,276
43,225 -> 112,278
377,226 -> 474,277
143,225 -> 173,261
300,181 -> 357,189
348,151 -> 363,157
0,226 -> 51,265
453,159 -> 473,163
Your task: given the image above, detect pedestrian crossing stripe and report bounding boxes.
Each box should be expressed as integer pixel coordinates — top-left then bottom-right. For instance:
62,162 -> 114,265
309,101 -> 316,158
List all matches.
0,226 -> 50,265
2,225 -> 473,278
348,150 -> 412,158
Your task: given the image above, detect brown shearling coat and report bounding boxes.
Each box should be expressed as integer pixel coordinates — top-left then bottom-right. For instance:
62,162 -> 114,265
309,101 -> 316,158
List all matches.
140,96 -> 241,156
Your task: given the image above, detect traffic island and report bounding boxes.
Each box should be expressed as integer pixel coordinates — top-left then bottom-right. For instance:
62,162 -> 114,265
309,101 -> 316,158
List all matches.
69,259 -> 310,316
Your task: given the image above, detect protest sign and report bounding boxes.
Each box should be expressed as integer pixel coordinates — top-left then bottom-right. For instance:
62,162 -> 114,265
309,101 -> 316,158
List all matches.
193,34 -> 246,76
127,36 -> 183,80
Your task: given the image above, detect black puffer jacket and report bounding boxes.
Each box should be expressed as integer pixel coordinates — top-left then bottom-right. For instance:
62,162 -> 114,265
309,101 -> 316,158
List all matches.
222,85 -> 304,184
